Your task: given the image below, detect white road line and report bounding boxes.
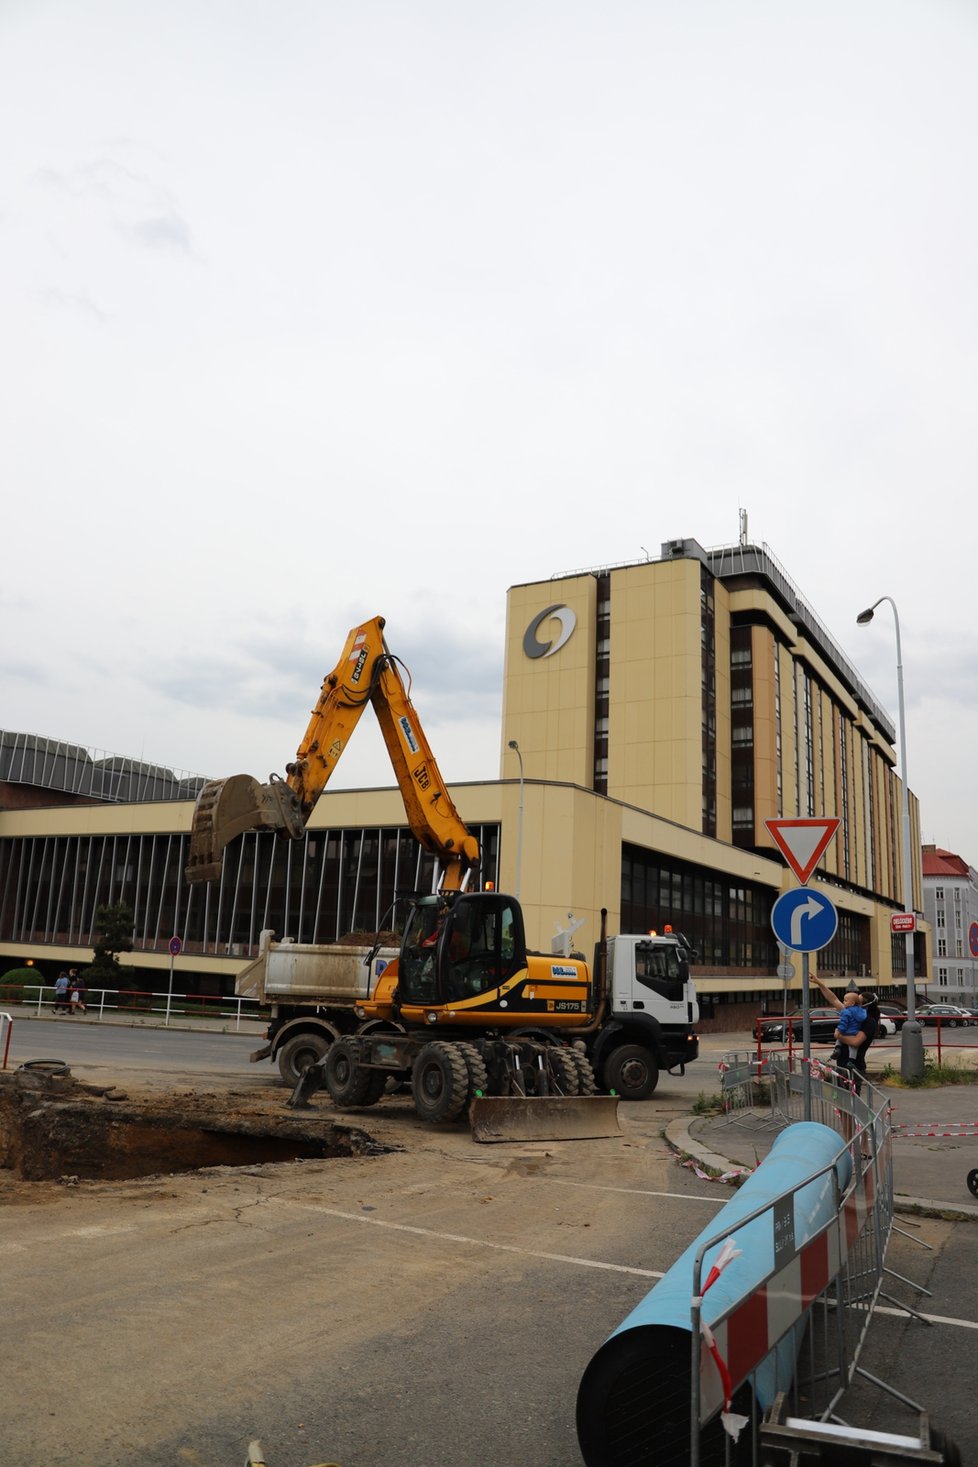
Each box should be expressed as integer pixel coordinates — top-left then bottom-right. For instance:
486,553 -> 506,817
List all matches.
545,1177 -> 726,1204
874,1304 -> 978,1331
274,1198 -> 665,1278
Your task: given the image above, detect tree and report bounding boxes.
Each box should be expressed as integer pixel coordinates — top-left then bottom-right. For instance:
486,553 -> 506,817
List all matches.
79,902 -> 135,988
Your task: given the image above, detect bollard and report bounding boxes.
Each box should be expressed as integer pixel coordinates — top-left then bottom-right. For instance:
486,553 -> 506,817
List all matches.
900,1020 -> 925,1083
576,1122 -> 851,1467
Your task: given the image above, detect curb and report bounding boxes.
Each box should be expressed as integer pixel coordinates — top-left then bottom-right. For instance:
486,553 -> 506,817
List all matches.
664,1114 -> 978,1222
5,1011 -> 266,1038
664,1116 -> 747,1180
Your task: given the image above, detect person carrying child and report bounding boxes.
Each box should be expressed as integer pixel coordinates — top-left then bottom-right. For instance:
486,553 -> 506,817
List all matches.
832,991 -> 867,1067
812,976 -> 878,1093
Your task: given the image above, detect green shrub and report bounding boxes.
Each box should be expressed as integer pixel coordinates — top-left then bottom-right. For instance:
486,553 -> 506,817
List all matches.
879,1057 -> 976,1088
0,967 -> 44,1003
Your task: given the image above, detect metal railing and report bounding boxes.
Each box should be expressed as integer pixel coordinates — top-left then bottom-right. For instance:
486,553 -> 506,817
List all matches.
755,1013 -> 978,1072
10,984 -> 267,1031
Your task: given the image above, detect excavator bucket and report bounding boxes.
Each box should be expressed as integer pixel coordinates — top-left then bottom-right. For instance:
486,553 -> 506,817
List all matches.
185,774 -> 305,884
468,1094 -> 622,1144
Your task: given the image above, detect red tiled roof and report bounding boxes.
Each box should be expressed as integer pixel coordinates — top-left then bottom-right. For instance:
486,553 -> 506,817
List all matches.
922,847 -> 970,877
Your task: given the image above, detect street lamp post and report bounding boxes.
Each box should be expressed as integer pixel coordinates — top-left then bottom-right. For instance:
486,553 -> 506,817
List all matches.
507,739 -> 524,900
857,596 -> 924,1080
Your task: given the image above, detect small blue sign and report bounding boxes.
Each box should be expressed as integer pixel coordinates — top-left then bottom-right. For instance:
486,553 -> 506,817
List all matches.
771,889 -> 838,953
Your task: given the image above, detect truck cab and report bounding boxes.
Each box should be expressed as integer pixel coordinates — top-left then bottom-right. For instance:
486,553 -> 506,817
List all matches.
587,931 -> 699,1100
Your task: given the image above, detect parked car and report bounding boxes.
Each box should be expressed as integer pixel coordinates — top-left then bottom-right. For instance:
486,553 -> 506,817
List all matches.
760,1006 -> 897,1043
916,1003 -> 976,1028
875,1003 -> 907,1030
760,1008 -> 846,1044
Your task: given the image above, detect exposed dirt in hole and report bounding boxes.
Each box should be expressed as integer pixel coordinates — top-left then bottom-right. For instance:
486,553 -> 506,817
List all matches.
0,1066 -> 393,1198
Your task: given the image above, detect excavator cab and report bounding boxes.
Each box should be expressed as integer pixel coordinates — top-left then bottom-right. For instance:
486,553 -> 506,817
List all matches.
398,892 -> 525,1007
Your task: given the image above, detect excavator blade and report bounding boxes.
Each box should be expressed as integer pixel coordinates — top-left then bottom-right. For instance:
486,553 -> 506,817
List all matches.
185,774 -> 305,884
468,1095 -> 622,1144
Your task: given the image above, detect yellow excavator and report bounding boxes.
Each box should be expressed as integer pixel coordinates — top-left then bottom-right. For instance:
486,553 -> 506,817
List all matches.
186,615 -> 623,1142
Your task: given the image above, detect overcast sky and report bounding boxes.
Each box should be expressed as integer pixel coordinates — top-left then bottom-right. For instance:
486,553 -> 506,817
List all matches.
2,1 -> 976,861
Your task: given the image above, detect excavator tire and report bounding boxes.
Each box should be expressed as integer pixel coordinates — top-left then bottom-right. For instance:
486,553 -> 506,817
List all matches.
547,1048 -> 582,1096
570,1050 -> 599,1096
325,1038 -> 385,1107
411,1042 -> 470,1123
455,1042 -> 490,1102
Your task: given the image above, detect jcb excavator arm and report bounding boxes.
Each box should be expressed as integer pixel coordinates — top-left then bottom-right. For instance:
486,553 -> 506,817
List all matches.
185,616 -> 480,889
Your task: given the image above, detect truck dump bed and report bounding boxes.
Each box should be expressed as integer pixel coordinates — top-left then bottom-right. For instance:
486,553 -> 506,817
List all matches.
235,930 -> 397,1005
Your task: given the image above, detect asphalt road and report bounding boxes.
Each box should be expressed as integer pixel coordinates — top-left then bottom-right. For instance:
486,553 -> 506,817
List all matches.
5,1015 -> 264,1078
3,1020 -> 978,1465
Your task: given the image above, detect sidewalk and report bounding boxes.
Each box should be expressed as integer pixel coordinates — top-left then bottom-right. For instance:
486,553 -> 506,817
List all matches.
668,1080 -> 978,1221
3,1006 -> 267,1038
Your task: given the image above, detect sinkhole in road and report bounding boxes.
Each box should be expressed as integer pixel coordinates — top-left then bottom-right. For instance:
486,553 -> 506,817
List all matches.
0,1074 -> 383,1182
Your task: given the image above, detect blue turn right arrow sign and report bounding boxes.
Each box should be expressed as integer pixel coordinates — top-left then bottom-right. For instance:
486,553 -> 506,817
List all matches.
771,888 -> 838,953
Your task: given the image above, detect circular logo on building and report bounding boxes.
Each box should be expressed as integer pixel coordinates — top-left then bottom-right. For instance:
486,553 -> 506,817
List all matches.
969,922 -> 978,958
523,604 -> 576,660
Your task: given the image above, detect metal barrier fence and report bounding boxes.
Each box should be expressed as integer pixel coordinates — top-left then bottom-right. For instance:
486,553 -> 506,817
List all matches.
687,1054 -> 936,1465
14,985 -> 266,1030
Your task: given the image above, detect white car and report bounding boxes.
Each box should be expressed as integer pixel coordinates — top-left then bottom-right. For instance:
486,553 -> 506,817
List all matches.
876,1014 -> 898,1037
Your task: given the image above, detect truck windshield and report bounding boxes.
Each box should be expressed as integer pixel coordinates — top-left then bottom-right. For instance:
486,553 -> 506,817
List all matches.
634,943 -> 686,1002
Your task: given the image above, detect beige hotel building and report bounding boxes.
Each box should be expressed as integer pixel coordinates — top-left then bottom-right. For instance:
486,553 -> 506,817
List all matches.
0,536 -> 926,1029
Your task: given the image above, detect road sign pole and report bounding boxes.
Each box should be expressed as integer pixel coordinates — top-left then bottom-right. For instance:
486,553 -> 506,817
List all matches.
165,935 -> 182,1028
166,953 -> 174,1027
802,952 -> 812,1121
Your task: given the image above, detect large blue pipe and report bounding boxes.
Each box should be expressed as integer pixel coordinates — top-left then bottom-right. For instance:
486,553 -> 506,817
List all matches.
576,1121 -> 851,1467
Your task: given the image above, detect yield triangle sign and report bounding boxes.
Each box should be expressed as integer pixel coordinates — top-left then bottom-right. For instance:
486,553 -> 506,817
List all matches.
764,817 -> 840,884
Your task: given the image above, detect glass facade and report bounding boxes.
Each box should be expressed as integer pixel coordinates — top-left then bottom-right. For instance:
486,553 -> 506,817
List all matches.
0,823 -> 501,987
620,841 -> 871,978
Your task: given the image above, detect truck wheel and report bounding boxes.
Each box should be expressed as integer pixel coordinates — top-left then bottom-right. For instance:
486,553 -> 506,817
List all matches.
411,1042 -> 469,1123
325,1038 -> 380,1107
605,1044 -> 659,1101
455,1042 -> 489,1101
277,1032 -> 330,1086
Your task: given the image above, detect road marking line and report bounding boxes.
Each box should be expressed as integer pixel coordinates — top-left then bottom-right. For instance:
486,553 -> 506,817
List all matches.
274,1199 -> 665,1278
546,1177 -> 725,1204
874,1304 -> 978,1331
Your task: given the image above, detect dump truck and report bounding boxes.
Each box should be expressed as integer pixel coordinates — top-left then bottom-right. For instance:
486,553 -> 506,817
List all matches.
189,615 -> 698,1139
235,930 -> 401,1085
